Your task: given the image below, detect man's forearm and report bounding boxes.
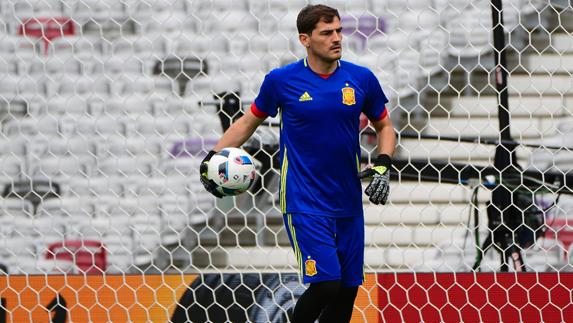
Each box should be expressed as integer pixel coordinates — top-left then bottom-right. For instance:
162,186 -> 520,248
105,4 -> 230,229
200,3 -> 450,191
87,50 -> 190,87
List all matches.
377,125 -> 396,157
213,114 -> 261,151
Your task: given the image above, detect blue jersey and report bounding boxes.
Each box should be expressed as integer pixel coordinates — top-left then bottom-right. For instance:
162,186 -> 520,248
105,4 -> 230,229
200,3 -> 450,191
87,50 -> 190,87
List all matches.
253,58 -> 388,217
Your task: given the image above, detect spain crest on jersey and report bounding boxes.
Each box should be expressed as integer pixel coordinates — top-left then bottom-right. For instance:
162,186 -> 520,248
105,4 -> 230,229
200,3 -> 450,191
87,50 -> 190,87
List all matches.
305,258 -> 317,276
342,86 -> 356,106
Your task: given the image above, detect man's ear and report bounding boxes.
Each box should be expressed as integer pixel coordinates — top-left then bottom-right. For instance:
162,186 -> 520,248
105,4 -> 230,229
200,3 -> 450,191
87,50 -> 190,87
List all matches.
299,33 -> 311,48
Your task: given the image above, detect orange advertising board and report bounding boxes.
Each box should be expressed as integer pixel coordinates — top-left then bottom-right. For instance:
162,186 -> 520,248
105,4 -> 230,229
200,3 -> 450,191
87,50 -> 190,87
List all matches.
0,274 -> 196,322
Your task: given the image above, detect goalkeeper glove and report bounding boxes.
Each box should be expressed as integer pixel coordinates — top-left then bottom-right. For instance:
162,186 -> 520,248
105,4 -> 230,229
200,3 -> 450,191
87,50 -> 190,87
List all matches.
200,150 -> 224,198
359,154 -> 391,205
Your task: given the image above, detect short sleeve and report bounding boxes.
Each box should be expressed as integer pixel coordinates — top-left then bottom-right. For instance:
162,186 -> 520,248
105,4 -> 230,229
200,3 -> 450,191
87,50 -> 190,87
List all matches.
362,71 -> 389,121
254,71 -> 280,118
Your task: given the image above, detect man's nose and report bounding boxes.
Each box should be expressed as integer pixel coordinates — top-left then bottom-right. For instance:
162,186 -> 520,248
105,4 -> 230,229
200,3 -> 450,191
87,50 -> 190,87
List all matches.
333,32 -> 342,42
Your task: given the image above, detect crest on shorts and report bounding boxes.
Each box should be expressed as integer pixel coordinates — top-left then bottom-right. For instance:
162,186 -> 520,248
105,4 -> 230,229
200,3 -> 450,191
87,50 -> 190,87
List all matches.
305,257 -> 317,276
342,86 -> 356,106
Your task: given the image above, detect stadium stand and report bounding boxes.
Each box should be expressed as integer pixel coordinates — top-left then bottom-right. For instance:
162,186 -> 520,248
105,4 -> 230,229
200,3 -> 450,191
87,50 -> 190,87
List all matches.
0,0 -> 570,279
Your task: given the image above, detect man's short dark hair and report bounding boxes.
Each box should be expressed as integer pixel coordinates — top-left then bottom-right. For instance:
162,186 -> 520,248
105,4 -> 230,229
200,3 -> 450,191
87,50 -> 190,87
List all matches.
296,4 -> 340,35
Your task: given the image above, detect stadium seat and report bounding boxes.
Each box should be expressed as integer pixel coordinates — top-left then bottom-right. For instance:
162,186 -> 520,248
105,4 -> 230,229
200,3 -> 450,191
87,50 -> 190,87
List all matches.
141,12 -> 196,35
173,34 -> 228,57
0,154 -> 25,180
126,0 -> 187,17
0,55 -> 17,74
97,136 -> 163,160
55,74 -> 110,95
92,54 -> 145,76
0,237 -> 38,274
45,95 -> 89,115
104,95 -> 155,116
160,157 -> 201,177
101,233 -> 134,273
47,36 -> 102,58
129,211 -> 162,265
0,35 -> 41,58
98,156 -> 157,177
43,240 -> 107,274
27,135 -> 95,161
61,176 -> 124,198
122,114 -> 191,137
79,115 -> 126,137
446,5 -> 492,58
67,0 -> 127,23
29,155 -> 95,179
258,11 -> 299,36
3,117 -> 59,137
185,74 -> 241,102
114,74 -> 175,96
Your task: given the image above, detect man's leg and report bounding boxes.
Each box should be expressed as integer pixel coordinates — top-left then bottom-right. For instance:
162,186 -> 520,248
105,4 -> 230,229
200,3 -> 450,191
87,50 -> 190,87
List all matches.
318,215 -> 365,322
282,213 -> 342,323
318,286 -> 358,323
292,280 -> 341,323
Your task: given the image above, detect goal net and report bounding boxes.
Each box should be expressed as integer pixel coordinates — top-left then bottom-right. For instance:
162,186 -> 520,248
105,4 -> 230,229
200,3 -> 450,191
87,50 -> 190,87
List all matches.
1,0 -> 572,321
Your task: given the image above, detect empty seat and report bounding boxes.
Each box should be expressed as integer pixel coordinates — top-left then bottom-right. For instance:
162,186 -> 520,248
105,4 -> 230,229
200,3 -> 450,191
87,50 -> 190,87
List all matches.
75,116 -> 126,137
56,74 -> 110,95
200,0 -> 248,12
45,95 -> 89,115
101,233 -> 134,273
123,114 -> 191,137
29,155 -> 95,179
0,237 -> 38,274
126,0 -> 187,18
104,94 -> 155,116
0,74 -> 45,100
37,197 -> 95,218
96,136 -> 163,159
184,74 -> 241,101
446,6 -> 492,57
11,0 -> 63,18
0,197 -> 34,218
126,176 -> 188,198
160,157 -> 201,177
46,36 -> 101,58
66,0 -> 127,23
42,55 -> 83,74
91,54 -> 145,76
204,10 -> 258,34
43,240 -> 107,274
141,12 -> 196,35
27,135 -> 95,161
0,55 -> 17,74
61,176 -> 124,197
173,34 -> 228,57
113,74 -> 175,96
0,154 -> 25,180
131,213 -> 162,254
98,156 -> 157,177
3,117 -> 59,137
159,196 -> 192,245
258,11 -> 298,35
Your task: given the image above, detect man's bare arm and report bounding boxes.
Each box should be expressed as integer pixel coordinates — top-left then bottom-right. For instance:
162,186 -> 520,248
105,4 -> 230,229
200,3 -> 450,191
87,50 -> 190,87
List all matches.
371,115 -> 396,157
212,108 -> 267,152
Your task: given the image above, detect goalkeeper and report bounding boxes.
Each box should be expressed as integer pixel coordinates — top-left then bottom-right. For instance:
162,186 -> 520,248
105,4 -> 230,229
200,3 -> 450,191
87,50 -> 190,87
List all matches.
200,4 -> 395,323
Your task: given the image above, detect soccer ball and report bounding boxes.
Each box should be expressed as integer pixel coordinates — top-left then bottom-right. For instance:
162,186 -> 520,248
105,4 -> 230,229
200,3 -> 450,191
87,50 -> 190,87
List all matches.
207,147 -> 257,196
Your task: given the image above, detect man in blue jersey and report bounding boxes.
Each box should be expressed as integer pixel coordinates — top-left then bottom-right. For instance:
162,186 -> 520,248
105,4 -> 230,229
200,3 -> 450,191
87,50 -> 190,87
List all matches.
200,4 -> 396,323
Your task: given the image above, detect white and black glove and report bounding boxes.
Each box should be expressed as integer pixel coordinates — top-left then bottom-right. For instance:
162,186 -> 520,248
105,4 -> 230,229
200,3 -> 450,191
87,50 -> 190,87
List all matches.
359,154 -> 391,205
200,150 -> 224,198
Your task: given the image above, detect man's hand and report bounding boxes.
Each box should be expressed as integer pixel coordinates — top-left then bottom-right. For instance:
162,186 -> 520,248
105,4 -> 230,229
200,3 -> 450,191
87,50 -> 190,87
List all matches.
200,150 -> 224,198
358,154 -> 391,205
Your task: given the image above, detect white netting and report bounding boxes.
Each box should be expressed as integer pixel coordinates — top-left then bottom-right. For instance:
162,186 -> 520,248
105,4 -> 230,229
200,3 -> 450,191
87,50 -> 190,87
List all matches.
1,0 -> 573,321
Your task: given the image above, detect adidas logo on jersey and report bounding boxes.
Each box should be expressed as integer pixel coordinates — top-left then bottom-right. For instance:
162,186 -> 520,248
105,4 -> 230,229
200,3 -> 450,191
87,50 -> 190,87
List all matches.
299,92 -> 313,102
